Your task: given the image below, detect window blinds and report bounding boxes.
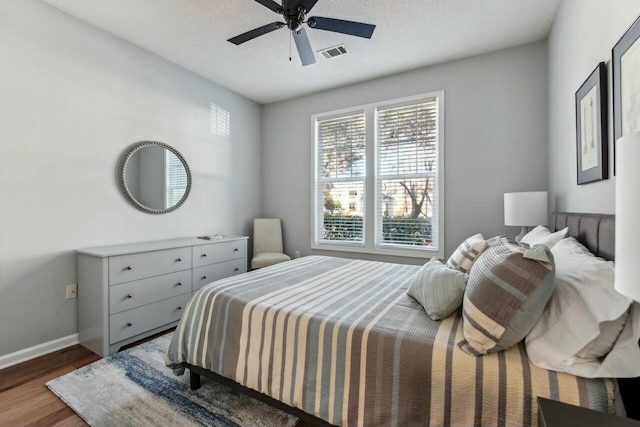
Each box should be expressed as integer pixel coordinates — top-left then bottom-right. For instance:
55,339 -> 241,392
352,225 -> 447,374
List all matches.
315,112 -> 366,244
376,99 -> 438,249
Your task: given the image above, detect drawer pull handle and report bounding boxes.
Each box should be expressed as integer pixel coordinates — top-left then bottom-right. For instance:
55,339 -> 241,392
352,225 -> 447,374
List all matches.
177,282 -> 182,286
233,248 -> 239,252
176,258 -> 182,262
127,293 -> 133,299
177,306 -> 183,310
126,266 -> 133,271
201,276 -> 207,280
234,268 -> 239,272
127,322 -> 133,327
201,253 -> 207,258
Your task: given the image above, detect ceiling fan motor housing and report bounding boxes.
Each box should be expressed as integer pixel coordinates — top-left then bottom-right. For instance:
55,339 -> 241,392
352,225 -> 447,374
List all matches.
283,0 -> 306,32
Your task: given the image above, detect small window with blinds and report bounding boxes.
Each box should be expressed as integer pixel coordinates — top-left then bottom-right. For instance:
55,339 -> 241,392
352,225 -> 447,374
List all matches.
314,111 -> 366,245
376,98 -> 439,250
312,92 -> 443,257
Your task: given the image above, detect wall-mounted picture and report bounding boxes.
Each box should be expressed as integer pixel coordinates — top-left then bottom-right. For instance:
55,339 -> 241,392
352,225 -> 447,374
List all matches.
575,62 -> 608,185
613,15 -> 640,174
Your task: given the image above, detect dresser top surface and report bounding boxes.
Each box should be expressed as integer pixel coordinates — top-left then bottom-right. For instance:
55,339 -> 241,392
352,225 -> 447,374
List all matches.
77,236 -> 249,257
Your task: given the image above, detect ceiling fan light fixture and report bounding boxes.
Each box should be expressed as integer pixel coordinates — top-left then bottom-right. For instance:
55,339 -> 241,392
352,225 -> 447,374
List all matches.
288,20 -> 303,32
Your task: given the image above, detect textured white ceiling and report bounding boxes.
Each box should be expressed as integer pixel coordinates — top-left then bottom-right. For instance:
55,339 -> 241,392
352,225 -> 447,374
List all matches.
41,0 -> 559,104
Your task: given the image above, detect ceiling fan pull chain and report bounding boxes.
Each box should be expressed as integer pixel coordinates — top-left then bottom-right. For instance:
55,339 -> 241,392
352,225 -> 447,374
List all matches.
289,31 -> 292,62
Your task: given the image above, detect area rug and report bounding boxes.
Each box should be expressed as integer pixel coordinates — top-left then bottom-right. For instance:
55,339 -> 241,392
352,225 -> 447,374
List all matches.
46,333 -> 298,427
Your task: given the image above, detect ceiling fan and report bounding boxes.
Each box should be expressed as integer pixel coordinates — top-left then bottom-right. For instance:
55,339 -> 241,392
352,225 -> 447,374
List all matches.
227,0 -> 376,66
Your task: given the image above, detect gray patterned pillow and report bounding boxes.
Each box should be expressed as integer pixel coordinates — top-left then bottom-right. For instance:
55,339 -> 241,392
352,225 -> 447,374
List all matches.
407,257 -> 468,321
458,236 -> 555,355
446,233 -> 488,273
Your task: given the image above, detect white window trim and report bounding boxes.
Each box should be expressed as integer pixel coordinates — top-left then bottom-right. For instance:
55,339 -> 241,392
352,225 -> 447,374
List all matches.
310,91 -> 445,259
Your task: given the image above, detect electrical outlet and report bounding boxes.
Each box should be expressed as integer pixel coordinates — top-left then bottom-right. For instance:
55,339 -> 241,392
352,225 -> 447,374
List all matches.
294,251 -> 301,259
66,284 -> 77,299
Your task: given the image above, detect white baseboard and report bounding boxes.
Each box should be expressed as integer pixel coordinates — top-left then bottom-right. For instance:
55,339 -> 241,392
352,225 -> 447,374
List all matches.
0,334 -> 79,371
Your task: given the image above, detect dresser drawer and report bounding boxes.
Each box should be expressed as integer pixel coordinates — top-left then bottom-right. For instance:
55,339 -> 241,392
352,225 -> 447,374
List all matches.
109,294 -> 190,344
109,270 -> 192,315
192,259 -> 247,292
108,247 -> 191,285
192,241 -> 245,268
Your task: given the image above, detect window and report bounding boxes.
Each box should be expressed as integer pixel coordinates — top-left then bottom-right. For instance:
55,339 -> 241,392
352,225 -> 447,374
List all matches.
313,112 -> 366,244
312,92 -> 443,257
376,99 -> 439,250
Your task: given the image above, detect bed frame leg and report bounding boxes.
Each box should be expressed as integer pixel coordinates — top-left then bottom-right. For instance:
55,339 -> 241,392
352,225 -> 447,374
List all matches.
190,370 -> 201,390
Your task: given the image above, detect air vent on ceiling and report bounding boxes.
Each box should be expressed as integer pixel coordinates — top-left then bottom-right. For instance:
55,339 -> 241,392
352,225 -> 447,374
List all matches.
318,44 -> 349,59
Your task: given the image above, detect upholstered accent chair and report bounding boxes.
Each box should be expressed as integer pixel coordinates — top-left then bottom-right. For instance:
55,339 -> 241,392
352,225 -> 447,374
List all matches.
251,218 -> 291,269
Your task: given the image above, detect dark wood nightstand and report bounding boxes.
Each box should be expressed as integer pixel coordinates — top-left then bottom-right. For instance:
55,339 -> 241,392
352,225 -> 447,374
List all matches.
537,397 -> 640,427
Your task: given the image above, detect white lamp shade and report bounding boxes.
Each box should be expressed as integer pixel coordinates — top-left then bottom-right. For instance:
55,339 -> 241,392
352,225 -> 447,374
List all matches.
615,133 -> 640,302
504,191 -> 548,226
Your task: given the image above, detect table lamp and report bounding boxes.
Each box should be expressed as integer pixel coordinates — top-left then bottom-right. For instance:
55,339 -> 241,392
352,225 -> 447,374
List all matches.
615,133 -> 640,302
504,191 -> 548,242
614,134 -> 640,418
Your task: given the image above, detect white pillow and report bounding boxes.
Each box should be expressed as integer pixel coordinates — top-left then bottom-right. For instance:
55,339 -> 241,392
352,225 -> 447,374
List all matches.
525,237 -> 635,377
520,225 -> 568,248
597,302 -> 640,378
575,311 -> 628,361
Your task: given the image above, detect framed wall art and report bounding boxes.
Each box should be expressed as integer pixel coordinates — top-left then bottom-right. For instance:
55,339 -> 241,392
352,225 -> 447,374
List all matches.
613,15 -> 640,174
575,62 -> 608,185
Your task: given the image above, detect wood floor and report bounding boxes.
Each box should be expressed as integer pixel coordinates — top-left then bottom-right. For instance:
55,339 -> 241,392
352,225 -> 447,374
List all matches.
0,344 -> 99,426
0,339 -> 314,427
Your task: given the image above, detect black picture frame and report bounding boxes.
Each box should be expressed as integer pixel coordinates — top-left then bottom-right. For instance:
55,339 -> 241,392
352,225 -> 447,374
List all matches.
613,15 -> 640,175
575,62 -> 608,185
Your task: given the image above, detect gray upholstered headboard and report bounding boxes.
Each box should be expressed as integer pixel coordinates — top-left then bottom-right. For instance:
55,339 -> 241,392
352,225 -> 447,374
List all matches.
550,212 -> 615,261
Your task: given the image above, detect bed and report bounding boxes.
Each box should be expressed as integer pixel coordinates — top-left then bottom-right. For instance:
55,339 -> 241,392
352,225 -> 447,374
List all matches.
166,212 -> 631,427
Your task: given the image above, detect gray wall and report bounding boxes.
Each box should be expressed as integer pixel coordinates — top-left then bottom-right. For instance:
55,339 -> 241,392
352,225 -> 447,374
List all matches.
547,0 -> 640,213
0,0 -> 262,357
262,42 -> 548,263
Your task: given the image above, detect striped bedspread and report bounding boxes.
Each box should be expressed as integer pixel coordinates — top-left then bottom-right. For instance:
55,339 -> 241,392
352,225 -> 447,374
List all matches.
166,256 -> 616,427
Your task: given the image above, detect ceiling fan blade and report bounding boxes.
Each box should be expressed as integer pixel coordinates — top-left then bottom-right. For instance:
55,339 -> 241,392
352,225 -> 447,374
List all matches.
298,0 -> 319,13
228,22 -> 284,45
293,28 -> 316,66
308,17 -> 376,39
254,0 -> 283,13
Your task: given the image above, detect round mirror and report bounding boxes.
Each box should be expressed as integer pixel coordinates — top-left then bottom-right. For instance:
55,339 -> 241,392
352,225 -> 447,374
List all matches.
117,141 -> 192,214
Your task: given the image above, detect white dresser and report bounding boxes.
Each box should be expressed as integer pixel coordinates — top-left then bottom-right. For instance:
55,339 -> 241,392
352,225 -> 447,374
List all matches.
77,236 -> 248,357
